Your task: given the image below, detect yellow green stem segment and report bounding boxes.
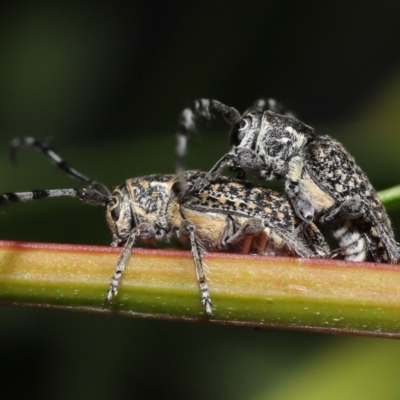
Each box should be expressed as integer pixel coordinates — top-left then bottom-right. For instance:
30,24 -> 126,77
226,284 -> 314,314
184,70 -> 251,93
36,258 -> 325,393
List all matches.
0,240 -> 400,338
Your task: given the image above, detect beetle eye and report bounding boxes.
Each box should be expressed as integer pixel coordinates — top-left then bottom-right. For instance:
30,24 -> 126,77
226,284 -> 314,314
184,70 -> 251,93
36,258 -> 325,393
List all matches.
111,204 -> 120,222
230,118 -> 249,146
108,194 -> 121,221
239,119 -> 248,130
236,119 -> 249,141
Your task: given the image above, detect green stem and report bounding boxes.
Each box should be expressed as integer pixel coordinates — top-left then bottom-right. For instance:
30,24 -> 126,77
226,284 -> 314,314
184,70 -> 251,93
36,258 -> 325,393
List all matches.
378,185 -> 400,211
1,240 -> 400,338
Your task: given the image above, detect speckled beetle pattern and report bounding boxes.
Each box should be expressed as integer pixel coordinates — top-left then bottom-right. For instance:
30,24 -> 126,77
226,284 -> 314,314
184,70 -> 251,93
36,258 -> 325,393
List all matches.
176,98 -> 400,263
0,138 -> 329,314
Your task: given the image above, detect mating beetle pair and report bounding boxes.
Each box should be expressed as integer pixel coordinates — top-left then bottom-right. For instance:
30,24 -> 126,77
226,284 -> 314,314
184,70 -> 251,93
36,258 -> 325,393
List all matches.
0,96 -> 398,314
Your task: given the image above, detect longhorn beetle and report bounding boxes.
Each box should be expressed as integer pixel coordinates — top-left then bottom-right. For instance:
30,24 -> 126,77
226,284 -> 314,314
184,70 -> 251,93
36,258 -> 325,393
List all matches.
176,98 -> 400,263
0,138 -> 329,314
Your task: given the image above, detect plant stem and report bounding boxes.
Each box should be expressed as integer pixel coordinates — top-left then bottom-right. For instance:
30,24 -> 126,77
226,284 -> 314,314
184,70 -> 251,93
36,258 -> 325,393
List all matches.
378,185 -> 400,211
1,240 -> 400,338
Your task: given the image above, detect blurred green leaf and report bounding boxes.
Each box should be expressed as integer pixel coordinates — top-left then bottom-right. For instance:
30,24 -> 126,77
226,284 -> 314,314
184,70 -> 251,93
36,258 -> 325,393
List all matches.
378,185 -> 400,212
253,337 -> 400,400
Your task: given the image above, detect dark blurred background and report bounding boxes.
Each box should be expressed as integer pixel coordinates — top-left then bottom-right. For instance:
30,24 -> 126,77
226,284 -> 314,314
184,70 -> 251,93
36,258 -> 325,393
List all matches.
1,2 -> 400,399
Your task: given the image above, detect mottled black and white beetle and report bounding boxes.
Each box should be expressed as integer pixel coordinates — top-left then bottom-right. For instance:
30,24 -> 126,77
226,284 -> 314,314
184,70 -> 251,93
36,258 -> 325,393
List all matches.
0,138 -> 329,314
176,98 -> 400,263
